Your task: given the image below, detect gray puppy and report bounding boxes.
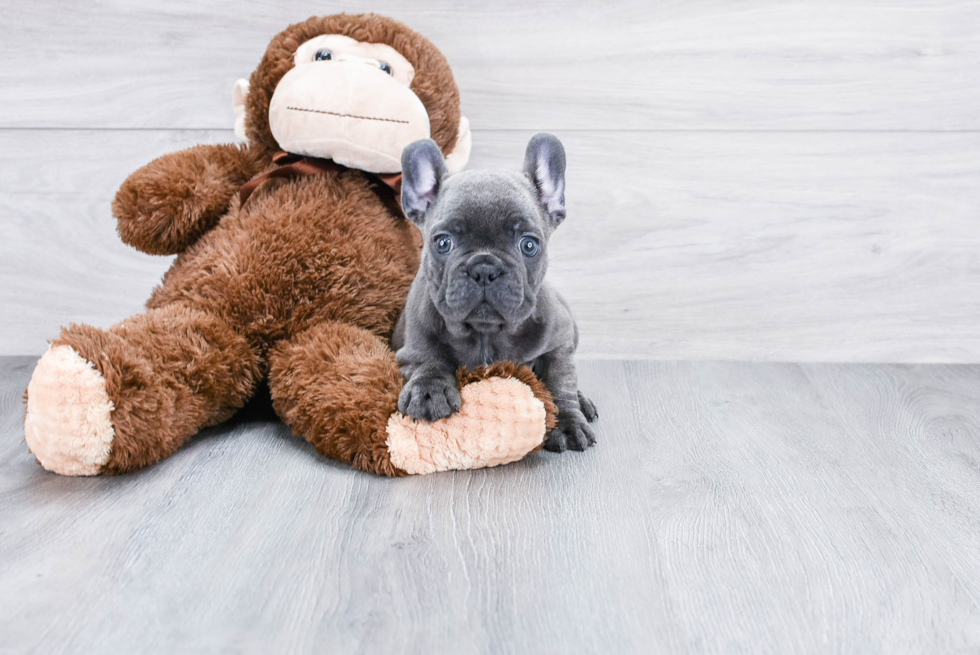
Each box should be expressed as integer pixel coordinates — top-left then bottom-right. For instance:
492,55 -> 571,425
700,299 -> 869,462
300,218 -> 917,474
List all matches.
391,133 -> 597,452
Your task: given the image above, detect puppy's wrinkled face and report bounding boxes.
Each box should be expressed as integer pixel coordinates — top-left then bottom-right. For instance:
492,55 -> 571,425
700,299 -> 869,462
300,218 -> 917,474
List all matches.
423,171 -> 548,331
401,134 -> 567,334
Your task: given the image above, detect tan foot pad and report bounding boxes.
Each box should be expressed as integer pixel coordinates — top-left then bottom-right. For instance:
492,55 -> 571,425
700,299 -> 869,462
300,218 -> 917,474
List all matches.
24,345 -> 115,476
386,373 -> 549,475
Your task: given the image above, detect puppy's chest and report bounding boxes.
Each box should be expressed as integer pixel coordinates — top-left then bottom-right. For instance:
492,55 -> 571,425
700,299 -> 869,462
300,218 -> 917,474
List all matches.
449,330 -> 546,369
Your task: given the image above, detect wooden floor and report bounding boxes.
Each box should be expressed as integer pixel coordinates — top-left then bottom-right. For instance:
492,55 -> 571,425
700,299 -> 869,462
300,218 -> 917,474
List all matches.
2,356 -> 979,653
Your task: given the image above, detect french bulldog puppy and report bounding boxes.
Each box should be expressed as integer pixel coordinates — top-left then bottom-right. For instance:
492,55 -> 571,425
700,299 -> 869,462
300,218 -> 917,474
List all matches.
391,134 -> 597,452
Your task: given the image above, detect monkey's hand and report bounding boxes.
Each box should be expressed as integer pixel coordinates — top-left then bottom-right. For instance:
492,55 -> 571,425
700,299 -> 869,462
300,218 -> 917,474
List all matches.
113,143 -> 266,255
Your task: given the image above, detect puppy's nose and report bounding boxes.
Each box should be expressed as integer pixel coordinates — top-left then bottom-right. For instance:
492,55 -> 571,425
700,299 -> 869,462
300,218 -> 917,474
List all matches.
466,253 -> 504,284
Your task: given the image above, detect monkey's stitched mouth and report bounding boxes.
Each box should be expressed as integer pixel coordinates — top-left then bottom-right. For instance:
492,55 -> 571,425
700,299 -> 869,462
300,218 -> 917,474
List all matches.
286,106 -> 409,124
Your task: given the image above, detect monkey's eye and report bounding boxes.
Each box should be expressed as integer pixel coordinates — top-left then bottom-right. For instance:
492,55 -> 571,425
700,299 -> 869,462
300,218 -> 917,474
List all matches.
519,236 -> 540,257
378,62 -> 392,75
434,234 -> 454,255
314,49 -> 333,61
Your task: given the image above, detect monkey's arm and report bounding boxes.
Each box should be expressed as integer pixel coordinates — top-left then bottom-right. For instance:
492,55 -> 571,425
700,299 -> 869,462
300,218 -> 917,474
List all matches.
112,143 -> 267,255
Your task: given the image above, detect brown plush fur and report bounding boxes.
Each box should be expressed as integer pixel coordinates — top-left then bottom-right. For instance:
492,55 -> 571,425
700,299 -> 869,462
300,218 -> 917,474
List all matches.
53,304 -> 260,474
34,14 -> 545,476
114,144 -> 268,255
44,14 -> 460,475
268,321 -> 406,476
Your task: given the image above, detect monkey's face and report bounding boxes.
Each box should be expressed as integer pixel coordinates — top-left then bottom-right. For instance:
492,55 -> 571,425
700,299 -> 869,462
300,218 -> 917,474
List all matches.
265,35 -> 430,173
236,16 -> 471,175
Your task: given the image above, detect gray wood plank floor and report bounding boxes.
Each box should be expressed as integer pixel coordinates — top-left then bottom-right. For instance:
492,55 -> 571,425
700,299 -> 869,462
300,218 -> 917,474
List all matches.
2,356 -> 978,654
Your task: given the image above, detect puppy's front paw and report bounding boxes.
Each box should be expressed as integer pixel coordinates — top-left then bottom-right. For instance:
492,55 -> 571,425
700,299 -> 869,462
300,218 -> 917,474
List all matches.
398,374 -> 462,422
545,410 -> 596,453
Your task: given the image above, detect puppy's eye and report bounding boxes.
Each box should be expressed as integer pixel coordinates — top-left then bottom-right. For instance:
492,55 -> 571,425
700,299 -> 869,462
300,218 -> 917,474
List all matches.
315,49 -> 333,61
378,62 -> 392,75
519,236 -> 539,257
434,234 -> 454,255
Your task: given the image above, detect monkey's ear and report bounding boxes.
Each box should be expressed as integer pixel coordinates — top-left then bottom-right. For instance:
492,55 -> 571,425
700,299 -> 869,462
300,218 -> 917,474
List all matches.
444,116 -> 472,174
232,79 -> 250,142
401,139 -> 448,226
523,133 -> 566,225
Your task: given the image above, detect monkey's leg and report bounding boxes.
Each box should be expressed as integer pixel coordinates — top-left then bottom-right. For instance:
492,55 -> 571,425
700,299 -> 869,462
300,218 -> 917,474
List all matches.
269,321 -> 553,476
24,304 -> 260,475
267,321 -> 406,476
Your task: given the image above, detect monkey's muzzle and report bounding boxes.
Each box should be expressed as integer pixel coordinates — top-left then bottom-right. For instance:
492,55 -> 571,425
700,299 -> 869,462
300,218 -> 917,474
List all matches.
269,61 -> 431,173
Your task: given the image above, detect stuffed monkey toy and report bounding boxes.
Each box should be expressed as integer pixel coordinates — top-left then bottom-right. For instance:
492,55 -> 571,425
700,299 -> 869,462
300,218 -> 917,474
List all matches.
23,14 -> 556,477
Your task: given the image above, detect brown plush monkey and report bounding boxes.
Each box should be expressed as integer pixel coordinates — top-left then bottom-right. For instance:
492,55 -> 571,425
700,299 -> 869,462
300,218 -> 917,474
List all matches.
23,14 -> 555,477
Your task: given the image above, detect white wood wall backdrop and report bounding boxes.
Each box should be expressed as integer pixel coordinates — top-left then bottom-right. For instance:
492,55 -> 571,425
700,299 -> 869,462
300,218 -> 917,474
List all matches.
3,0 -> 980,130
1,1 -> 978,360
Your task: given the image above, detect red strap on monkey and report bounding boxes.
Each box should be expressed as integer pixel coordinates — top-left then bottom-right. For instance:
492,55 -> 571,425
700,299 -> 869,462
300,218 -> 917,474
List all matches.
239,151 -> 404,218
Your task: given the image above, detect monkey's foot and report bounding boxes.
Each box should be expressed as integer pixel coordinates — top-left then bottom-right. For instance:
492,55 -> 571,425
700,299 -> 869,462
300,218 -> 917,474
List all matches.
385,364 -> 556,475
24,345 -> 116,476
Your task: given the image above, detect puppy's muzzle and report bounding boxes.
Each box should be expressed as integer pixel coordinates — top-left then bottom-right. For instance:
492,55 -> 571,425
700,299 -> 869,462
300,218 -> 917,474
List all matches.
442,252 -> 524,322
466,253 -> 504,285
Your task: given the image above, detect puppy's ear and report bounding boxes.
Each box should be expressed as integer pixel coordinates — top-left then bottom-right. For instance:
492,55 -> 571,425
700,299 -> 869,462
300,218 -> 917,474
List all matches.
401,139 -> 448,226
523,133 -> 566,225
